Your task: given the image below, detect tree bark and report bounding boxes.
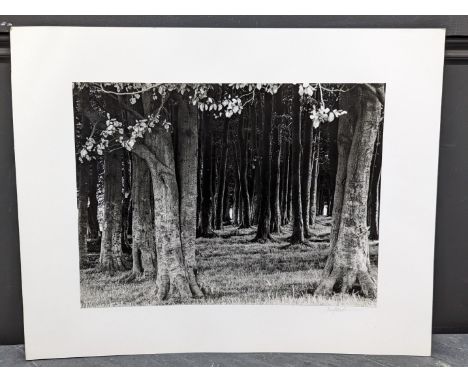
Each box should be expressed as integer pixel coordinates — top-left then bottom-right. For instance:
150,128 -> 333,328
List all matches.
77,162 -> 89,262
133,130 -> 192,300
316,85 -> 383,298
368,124 -> 382,240
121,151 -> 132,253
254,91 -> 273,241
309,141 -> 319,226
87,159 -> 100,240
237,113 -> 251,228
301,115 -> 314,238
270,89 -> 282,233
199,112 -> 214,237
280,137 -> 290,225
176,99 -> 204,298
99,149 -> 125,272
215,119 -> 230,229
290,85 -> 305,243
130,154 -> 156,275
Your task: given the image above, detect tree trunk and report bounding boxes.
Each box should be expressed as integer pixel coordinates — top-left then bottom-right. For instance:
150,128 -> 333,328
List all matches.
280,137 -> 290,225
130,154 -> 156,276
121,151 -> 132,253
368,125 -> 382,240
252,97 -> 263,224
133,132 -> 191,300
176,100 -> 204,298
99,149 -> 125,272
215,119 -> 229,229
309,143 -> 319,226
254,91 -> 273,241
270,89 -> 282,233
316,85 -> 383,298
301,115 -> 314,238
290,85 -> 305,244
237,113 -> 251,228
77,162 -> 89,263
87,159 -> 100,241
200,112 -> 214,237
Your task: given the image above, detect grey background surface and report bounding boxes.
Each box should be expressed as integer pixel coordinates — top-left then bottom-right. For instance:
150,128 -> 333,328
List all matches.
1,16 -> 467,345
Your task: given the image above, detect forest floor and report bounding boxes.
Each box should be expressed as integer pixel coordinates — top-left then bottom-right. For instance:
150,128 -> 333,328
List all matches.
80,216 -> 378,308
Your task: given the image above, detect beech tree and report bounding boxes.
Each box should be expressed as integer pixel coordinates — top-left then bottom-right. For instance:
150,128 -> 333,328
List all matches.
315,84 -> 385,298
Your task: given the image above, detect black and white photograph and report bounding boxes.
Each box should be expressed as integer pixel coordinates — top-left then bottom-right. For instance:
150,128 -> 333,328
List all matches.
74,82 -> 385,307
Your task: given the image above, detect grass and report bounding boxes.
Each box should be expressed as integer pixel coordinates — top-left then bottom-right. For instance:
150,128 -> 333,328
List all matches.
80,216 -> 378,308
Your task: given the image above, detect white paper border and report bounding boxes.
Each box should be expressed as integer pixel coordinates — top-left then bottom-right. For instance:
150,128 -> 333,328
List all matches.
10,27 -> 445,359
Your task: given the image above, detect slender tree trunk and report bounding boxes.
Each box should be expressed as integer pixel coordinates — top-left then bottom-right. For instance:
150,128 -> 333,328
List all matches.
255,92 -> 273,241
270,89 -> 282,233
301,115 -> 314,238
252,97 -> 263,224
286,142 -> 293,224
130,154 -> 156,276
290,86 -> 305,243
316,85 -> 383,298
237,113 -> 251,228
215,119 -> 229,229
280,137 -> 290,225
99,149 -> 125,272
368,125 -> 382,240
211,142 -> 218,230
309,142 -> 319,226
200,112 -> 214,237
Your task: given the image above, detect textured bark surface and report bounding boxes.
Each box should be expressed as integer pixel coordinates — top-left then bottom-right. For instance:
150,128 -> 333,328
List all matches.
270,90 -> 282,233
87,159 -> 100,240
176,100 -> 204,298
255,92 -> 273,242
316,85 -> 383,298
301,116 -> 314,237
77,162 -> 89,261
237,114 -> 251,228
133,127 -> 191,300
130,154 -> 156,276
280,138 -> 290,226
99,150 -> 125,272
215,119 -> 229,229
200,113 -> 214,237
309,146 -> 319,226
290,86 -> 305,244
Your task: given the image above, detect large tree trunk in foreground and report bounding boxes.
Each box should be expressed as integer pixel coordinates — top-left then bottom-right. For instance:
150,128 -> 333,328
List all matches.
99,150 -> 125,272
301,116 -> 314,238
215,119 -> 229,230
176,100 -> 204,298
290,86 -> 305,244
130,155 -> 156,276
134,130 -> 192,300
255,92 -> 273,242
316,85 -> 383,298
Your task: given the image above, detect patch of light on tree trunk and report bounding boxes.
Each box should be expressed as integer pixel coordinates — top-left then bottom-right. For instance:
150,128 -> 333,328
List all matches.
229,208 -> 233,220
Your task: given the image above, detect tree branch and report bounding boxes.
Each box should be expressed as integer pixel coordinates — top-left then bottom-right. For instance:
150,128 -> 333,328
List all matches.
360,84 -> 385,105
